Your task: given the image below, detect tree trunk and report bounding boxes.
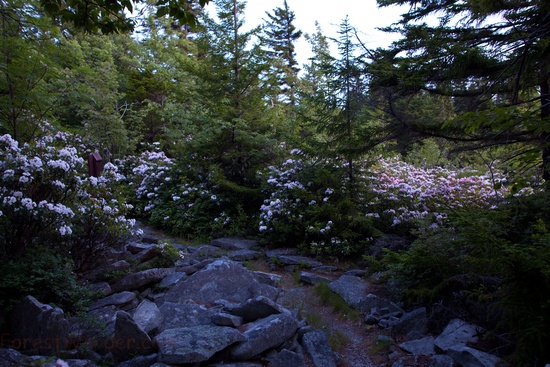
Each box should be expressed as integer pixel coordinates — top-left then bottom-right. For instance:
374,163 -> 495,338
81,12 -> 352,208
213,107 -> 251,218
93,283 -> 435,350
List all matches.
541,78 -> 550,184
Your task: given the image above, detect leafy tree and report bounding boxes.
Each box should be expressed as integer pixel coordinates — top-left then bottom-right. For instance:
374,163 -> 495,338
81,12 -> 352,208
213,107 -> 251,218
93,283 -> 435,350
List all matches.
373,0 -> 550,185
0,0 -> 64,143
39,0 -> 210,34
263,0 -> 302,106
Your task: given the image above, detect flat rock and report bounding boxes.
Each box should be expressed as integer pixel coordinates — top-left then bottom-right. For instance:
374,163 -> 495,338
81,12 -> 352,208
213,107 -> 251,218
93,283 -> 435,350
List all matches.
447,345 -> 503,367
158,302 -> 216,332
227,249 -> 263,261
110,268 -> 175,293
158,271 -> 186,289
210,237 -> 258,250
301,330 -> 337,367
391,307 -> 428,336
88,291 -> 138,311
229,313 -> 299,360
211,312 -> 243,327
399,336 -> 435,356
163,259 -> 280,304
299,271 -> 331,285
269,348 -> 306,367
434,319 -> 482,352
155,325 -> 245,364
269,255 -> 322,268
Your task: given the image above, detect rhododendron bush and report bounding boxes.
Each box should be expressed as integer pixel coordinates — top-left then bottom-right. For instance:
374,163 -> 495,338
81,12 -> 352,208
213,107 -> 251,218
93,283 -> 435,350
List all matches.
258,150 -> 510,255
117,147 -> 235,240
0,130 -> 137,269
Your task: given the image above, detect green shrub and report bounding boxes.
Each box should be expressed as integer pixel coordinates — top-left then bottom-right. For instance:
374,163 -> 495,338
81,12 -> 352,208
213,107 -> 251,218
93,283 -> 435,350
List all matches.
378,192 -> 550,364
0,247 -> 93,313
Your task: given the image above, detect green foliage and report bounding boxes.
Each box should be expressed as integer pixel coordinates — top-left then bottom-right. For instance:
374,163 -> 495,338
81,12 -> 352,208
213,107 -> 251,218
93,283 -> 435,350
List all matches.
378,192 -> 550,363
0,247 -> 92,313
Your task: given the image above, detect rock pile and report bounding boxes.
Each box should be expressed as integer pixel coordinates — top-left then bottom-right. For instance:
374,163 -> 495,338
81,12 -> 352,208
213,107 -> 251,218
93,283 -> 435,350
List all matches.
0,233 -> 508,367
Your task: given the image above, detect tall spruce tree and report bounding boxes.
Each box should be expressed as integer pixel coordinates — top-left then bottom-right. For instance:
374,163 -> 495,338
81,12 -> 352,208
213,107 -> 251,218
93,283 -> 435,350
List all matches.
263,0 -> 302,106
373,0 -> 550,185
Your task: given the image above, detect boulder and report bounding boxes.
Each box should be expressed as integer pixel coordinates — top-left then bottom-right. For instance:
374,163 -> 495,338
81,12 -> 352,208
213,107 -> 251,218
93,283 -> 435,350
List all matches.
269,255 -> 322,268
269,348 -> 306,367
158,302 -> 216,332
88,291 -> 138,311
110,268 -> 175,293
299,271 -> 331,285
253,271 -> 283,287
126,242 -> 156,254
399,336 -> 435,356
429,355 -> 456,367
329,275 -> 402,314
116,353 -> 158,367
447,346 -> 503,367
227,249 -> 263,261
229,313 -> 299,360
301,331 -> 337,367
211,312 -> 243,327
163,259 -> 280,305
155,326 -> 245,364
157,272 -> 185,289
224,296 -> 288,323
210,237 -> 258,251
133,300 -> 164,336
9,296 -> 69,354
112,311 -> 154,362
434,319 -> 482,352
0,348 -> 32,366
391,307 -> 428,336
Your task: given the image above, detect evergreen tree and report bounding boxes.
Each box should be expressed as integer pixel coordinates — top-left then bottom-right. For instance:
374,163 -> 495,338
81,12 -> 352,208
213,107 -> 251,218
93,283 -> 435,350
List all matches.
373,0 -> 550,185
263,0 -> 302,106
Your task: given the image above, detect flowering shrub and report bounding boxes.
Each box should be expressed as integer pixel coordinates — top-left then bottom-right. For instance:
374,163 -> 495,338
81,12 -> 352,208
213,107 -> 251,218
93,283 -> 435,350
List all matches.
119,148 -> 234,240
258,151 -> 511,256
258,150 -> 378,256
364,157 -> 509,230
0,131 -> 137,269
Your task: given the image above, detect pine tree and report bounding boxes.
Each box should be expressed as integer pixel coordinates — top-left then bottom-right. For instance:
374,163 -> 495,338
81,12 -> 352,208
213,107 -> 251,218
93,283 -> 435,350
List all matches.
263,0 -> 302,106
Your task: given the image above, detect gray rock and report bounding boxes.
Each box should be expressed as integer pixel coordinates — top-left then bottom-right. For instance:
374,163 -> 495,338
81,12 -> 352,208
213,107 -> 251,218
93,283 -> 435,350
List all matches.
116,353 -> 158,367
227,249 -> 262,261
344,269 -> 366,277
88,291 -> 138,311
158,272 -> 186,289
398,336 -> 435,356
269,255 -> 322,268
447,346 -> 503,367
209,363 -> 263,367
0,348 -> 32,367
269,348 -> 306,367
158,302 -> 216,332
301,331 -> 337,367
253,271 -> 283,287
189,245 -> 224,259
163,259 -> 280,304
211,237 -> 258,251
110,268 -> 175,293
155,326 -> 245,364
132,247 -> 159,263
329,275 -> 402,314
212,312 -> 243,327
299,271 -> 331,285
133,300 -> 164,335
112,311 -> 154,362
10,296 -> 69,354
391,307 -> 428,336
225,296 -> 287,323
429,354 -> 456,367
229,313 -> 299,360
126,242 -> 156,254
89,282 -> 112,296
434,319 -> 482,352
312,266 -> 339,273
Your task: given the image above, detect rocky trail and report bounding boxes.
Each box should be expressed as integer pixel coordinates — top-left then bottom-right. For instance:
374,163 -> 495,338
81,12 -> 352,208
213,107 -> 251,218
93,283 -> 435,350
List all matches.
0,225 -> 508,367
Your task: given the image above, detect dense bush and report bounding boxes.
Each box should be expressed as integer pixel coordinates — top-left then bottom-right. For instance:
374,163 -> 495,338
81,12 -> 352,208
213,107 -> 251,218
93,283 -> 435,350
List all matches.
258,149 -> 379,256
377,192 -> 550,364
0,129 -> 138,310
118,147 -> 255,240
